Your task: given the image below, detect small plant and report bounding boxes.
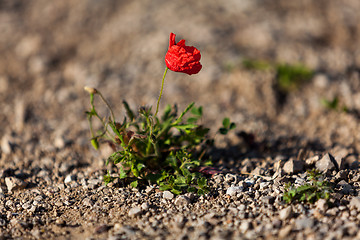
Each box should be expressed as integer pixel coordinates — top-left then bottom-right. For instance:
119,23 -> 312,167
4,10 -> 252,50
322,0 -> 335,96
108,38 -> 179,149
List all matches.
242,59 -> 314,92
85,33 -> 235,194
283,169 -> 333,204
275,63 -> 313,92
242,59 -> 272,71
321,97 -> 349,112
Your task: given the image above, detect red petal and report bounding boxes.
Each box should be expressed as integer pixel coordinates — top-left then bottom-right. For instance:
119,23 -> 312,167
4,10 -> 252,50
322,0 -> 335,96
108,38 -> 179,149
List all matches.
169,33 -> 176,48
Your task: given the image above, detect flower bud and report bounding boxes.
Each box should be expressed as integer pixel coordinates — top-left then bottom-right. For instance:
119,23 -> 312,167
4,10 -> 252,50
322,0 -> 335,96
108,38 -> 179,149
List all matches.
84,86 -> 98,94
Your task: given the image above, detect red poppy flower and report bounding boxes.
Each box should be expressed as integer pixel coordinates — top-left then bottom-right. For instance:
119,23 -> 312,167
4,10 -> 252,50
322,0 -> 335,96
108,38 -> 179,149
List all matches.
165,33 -> 202,75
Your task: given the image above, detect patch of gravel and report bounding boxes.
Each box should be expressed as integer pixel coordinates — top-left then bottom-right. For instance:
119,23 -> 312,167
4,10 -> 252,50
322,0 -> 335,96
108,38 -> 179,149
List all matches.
2,0 -> 360,239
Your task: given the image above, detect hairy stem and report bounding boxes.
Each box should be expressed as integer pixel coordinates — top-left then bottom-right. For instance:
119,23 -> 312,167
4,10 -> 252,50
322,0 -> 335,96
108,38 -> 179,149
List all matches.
155,67 -> 168,117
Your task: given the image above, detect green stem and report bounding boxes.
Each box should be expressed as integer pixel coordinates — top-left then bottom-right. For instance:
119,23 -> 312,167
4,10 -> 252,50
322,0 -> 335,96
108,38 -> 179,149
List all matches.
155,67 -> 168,117
98,91 -> 116,123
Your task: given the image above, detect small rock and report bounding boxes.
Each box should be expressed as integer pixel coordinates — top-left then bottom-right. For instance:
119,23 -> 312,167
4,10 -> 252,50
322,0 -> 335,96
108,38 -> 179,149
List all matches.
315,199 -> 328,212
64,174 -> 76,184
55,219 -> 66,227
128,207 -> 142,217
174,195 -> 191,206
279,206 -> 293,220
226,186 -> 244,196
261,196 -> 275,205
163,191 -> 174,200
5,177 -> 26,192
145,186 -> 154,194
283,159 -> 304,174
316,153 -> 337,172
82,198 -> 94,207
278,225 -> 293,239
349,197 -> 360,210
54,136 -> 66,149
335,170 -> 347,181
95,224 -> 111,234
1,135 -> 13,154
28,205 -> 37,213
305,155 -> 320,166
141,202 -> 149,211
294,216 -> 315,230
225,173 -> 238,183
173,214 -> 186,228
338,180 -> 352,195
239,221 -> 252,233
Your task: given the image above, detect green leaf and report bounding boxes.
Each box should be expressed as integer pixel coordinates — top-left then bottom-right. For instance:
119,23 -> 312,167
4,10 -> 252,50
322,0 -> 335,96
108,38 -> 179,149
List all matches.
173,102 -> 195,125
191,106 -> 203,117
174,124 -> 198,130
229,122 -> 236,130
159,184 -> 171,191
222,118 -> 230,128
123,100 -> 135,121
91,138 -> 99,150
219,128 -> 228,135
130,180 -> 138,188
119,166 -> 127,179
187,117 -> 199,124
197,177 -> 207,189
171,189 -> 182,195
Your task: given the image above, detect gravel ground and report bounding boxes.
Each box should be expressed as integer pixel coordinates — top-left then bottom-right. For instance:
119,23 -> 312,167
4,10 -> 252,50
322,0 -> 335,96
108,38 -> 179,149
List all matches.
2,0 -> 360,239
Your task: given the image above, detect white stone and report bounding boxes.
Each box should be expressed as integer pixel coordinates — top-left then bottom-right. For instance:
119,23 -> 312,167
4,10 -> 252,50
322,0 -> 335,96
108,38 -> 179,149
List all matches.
64,174 -> 76,184
226,186 -> 244,196
5,177 -> 26,192
163,191 -> 174,199
279,206 -> 293,220
128,207 -> 142,217
174,195 -> 191,206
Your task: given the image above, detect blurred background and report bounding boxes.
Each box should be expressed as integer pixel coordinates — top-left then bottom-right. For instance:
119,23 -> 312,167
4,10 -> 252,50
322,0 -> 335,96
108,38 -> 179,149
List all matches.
1,0 -> 360,156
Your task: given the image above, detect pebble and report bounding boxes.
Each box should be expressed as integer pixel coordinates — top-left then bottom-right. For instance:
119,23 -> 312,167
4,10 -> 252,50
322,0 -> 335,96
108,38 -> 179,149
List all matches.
226,186 -> 244,196
174,195 -> 191,206
141,202 -> 149,211
5,177 -> 27,192
279,206 -> 293,220
128,207 -> 142,217
316,153 -> 337,172
1,135 -> 13,154
283,159 -> 304,174
82,198 -> 94,207
315,199 -> 328,212
338,180 -> 352,195
349,197 -> 360,210
261,196 -> 275,205
239,221 -> 252,233
163,191 -> 174,200
295,216 -> 315,230
64,175 -> 76,184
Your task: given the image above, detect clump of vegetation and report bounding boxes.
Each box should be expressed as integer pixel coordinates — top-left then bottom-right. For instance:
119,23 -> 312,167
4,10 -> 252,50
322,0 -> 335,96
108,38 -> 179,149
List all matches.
321,97 -> 349,112
85,92 -> 234,194
283,169 -> 333,204
85,32 -> 236,195
242,59 -> 314,92
275,63 -> 313,92
242,59 -> 272,71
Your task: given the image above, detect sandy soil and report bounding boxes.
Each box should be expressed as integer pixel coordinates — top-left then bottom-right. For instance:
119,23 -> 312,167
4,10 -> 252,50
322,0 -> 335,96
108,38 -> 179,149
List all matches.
1,0 -> 360,239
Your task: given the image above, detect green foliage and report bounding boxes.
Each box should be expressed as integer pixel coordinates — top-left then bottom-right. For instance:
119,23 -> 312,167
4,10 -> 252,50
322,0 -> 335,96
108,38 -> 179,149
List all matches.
275,64 -> 313,92
219,117 -> 236,135
86,92 -> 235,194
283,169 -> 333,204
242,59 -> 314,92
321,97 -> 349,112
242,59 -> 272,71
